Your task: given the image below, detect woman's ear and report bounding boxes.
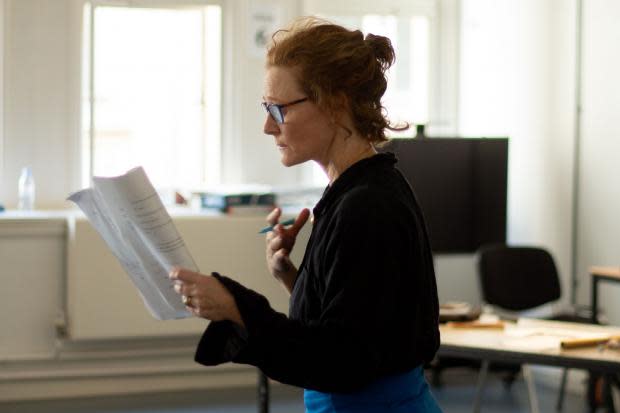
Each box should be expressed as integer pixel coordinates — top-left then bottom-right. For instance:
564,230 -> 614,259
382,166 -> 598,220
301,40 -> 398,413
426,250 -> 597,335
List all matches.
332,94 -> 357,137
334,92 -> 350,113
328,93 -> 350,123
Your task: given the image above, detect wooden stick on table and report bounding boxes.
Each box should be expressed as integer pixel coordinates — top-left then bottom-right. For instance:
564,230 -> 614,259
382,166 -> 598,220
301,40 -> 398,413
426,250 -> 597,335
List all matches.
561,335 -> 620,349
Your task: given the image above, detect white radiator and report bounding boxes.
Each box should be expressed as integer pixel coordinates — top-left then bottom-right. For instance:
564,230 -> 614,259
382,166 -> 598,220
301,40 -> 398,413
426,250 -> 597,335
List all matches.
66,214 -> 308,340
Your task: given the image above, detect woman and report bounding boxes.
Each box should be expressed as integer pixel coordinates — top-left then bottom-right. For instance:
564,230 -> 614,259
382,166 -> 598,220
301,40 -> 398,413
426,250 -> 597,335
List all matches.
170,17 -> 442,412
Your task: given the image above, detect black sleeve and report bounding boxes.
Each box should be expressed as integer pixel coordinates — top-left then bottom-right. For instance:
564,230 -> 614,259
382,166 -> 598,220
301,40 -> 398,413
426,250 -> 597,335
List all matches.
195,192 -> 419,393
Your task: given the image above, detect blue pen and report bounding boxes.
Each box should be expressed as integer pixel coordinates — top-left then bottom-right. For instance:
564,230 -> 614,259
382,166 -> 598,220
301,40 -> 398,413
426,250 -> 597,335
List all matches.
258,218 -> 295,234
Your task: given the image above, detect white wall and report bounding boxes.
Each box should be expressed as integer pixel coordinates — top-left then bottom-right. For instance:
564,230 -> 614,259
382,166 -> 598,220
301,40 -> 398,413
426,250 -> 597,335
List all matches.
220,0 -> 309,186
576,0 -> 620,324
458,0 -> 620,326
0,216 -> 66,360
2,0 -> 81,209
458,0 -> 577,309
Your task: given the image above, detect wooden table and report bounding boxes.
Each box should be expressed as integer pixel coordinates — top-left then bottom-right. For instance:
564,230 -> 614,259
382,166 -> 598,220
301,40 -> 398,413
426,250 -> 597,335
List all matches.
438,318 -> 620,412
440,319 -> 620,373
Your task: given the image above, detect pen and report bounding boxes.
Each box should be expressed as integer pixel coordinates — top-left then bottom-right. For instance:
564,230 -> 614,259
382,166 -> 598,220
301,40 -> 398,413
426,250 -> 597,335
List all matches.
258,218 -> 295,234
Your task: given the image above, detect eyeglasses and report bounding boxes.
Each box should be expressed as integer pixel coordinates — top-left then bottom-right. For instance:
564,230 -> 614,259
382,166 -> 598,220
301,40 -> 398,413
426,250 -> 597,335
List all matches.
261,97 -> 308,124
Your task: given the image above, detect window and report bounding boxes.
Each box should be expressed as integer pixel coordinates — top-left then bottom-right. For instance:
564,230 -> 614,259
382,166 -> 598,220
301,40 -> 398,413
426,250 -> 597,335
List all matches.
82,2 -> 222,192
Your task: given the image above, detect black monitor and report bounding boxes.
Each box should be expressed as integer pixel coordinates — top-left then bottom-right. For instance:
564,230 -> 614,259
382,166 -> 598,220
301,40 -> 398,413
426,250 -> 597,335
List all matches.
383,137 -> 508,253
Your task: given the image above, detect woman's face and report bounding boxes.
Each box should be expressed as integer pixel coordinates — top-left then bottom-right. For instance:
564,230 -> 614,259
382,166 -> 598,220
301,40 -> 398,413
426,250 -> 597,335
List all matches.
263,66 -> 336,167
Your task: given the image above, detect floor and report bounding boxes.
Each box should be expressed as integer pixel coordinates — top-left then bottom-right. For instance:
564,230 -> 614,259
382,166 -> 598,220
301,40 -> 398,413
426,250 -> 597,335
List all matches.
1,368 -> 598,413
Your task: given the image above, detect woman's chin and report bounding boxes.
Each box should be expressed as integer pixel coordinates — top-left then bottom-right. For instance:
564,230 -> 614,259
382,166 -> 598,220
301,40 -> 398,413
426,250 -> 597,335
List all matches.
280,155 -> 303,168
280,157 -> 296,167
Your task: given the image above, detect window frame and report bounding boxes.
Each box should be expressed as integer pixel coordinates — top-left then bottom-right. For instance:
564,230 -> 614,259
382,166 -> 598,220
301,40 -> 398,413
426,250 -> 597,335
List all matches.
82,0 -> 225,189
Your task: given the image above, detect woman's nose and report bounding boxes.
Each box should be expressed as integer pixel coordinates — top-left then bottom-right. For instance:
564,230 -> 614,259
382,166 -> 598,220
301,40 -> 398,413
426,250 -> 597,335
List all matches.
263,114 -> 279,135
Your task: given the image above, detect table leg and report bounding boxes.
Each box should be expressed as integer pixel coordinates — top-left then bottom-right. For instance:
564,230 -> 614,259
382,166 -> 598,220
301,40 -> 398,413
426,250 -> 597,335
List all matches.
603,374 -> 617,413
611,375 -> 620,413
588,275 -> 601,412
556,368 -> 568,411
591,276 -> 600,324
258,370 -> 269,413
587,375 -> 598,413
522,364 -> 540,413
472,359 -> 489,413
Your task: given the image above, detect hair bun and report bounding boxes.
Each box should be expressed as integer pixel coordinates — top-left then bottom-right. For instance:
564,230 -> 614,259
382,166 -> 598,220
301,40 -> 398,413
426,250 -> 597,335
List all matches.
365,33 -> 396,70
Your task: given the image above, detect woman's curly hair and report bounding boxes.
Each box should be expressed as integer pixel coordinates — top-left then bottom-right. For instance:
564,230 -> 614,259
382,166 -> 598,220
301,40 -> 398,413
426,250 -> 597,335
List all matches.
266,17 -> 409,144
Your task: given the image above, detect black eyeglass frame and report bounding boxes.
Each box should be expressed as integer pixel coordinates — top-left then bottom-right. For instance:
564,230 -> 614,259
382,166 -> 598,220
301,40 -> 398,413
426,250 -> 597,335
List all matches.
261,97 -> 309,124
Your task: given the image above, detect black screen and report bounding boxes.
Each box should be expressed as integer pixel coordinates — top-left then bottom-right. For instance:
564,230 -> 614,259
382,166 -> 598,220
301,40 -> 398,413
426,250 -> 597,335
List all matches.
383,137 -> 508,253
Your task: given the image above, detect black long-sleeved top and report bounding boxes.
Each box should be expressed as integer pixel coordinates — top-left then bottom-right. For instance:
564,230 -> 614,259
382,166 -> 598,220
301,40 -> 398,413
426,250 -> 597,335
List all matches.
195,152 -> 440,393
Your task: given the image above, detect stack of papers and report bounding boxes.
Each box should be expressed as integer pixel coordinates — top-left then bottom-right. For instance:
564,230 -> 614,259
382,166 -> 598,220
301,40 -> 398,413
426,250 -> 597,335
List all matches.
68,167 -> 197,320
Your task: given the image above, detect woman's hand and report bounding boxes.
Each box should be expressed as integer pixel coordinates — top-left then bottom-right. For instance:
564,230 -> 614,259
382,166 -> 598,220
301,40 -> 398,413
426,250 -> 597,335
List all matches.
265,207 -> 310,293
169,268 -> 244,328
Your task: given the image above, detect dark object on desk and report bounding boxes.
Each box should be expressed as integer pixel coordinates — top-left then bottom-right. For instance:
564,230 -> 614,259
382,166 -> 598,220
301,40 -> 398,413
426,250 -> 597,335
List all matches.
196,191 -> 275,212
381,137 -> 508,253
415,124 -> 426,139
438,302 -> 480,323
477,244 -> 594,411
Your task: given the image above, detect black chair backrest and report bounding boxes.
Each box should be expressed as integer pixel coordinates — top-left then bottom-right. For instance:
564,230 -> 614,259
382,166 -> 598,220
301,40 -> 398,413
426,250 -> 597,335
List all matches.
477,244 -> 562,311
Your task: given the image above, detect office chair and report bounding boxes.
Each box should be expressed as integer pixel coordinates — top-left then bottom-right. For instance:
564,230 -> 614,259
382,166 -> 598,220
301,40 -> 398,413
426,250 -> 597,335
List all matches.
477,244 -> 593,411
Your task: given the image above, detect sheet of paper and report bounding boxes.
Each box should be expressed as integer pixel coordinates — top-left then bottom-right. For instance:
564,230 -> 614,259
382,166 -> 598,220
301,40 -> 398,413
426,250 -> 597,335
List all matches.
68,167 -> 198,320
501,321 -> 613,351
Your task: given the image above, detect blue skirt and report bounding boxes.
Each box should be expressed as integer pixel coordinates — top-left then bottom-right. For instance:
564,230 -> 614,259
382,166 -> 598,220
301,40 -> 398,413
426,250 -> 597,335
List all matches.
304,366 -> 442,413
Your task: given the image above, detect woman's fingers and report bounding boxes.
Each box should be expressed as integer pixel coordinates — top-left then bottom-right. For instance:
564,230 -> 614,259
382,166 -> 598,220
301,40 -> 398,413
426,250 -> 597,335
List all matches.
267,233 -> 285,252
168,270 -> 241,325
273,249 -> 293,272
170,267 -> 202,283
171,273 -> 214,311
266,207 -> 281,226
170,267 -> 203,302
173,282 -> 196,296
290,208 -> 310,235
265,208 -> 310,237
265,228 -> 278,244
276,209 -> 310,237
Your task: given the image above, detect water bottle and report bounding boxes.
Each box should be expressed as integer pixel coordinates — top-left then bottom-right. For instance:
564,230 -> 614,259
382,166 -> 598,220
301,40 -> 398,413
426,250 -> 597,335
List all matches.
18,167 -> 36,210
